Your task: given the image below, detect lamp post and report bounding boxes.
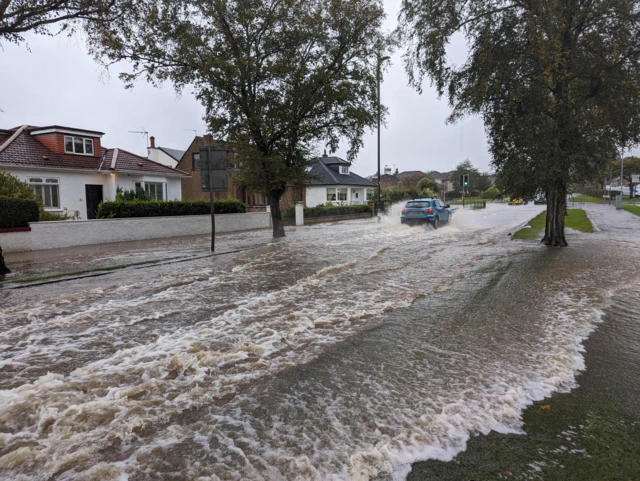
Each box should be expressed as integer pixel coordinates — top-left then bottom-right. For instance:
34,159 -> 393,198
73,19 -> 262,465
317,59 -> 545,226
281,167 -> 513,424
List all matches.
376,52 -> 390,208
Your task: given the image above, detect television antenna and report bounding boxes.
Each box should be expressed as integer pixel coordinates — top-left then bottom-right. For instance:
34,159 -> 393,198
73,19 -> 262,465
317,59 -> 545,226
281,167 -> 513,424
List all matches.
184,129 -> 197,137
129,129 -> 149,151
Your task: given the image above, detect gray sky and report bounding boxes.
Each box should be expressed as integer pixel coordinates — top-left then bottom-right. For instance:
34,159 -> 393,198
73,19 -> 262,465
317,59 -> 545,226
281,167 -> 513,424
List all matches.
1,0 -> 637,177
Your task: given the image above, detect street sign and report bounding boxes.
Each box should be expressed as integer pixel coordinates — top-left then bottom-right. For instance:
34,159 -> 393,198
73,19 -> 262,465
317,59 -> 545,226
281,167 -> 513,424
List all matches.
632,174 -> 640,183
200,146 -> 228,192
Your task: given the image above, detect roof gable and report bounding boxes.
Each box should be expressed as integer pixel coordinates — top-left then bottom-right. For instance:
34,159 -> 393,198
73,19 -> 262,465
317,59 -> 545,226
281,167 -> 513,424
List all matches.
309,158 -> 375,187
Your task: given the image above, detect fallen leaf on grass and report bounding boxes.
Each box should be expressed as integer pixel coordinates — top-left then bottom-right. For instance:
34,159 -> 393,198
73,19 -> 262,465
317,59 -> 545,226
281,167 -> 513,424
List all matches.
540,404 -> 551,410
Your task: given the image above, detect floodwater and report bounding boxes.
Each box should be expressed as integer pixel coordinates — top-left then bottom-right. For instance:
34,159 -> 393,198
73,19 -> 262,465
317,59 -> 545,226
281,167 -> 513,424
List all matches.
1,203 -> 639,481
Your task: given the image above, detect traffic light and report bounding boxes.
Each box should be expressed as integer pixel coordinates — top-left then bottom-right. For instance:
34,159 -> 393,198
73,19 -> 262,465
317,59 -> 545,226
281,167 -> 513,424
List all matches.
462,173 -> 469,187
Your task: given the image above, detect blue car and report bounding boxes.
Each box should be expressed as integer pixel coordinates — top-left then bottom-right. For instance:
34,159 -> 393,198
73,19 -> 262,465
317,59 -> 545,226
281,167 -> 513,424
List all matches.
400,198 -> 451,228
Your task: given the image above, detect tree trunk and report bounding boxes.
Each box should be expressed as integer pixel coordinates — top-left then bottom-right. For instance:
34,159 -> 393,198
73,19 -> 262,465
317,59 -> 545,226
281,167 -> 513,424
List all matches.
0,244 -> 10,275
269,191 -> 286,238
542,187 -> 568,247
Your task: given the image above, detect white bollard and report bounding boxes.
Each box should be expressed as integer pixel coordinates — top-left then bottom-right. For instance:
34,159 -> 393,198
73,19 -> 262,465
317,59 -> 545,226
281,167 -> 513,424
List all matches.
295,203 -> 304,226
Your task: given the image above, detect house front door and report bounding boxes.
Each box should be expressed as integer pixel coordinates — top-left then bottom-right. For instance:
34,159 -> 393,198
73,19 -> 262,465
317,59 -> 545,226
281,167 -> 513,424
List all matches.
85,185 -> 103,219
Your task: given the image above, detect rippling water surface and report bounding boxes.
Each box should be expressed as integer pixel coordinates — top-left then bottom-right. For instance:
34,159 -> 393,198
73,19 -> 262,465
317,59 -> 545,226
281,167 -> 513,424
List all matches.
1,203 -> 638,480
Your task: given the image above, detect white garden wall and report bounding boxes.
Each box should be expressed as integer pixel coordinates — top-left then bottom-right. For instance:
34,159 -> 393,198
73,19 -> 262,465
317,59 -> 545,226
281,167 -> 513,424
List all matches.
0,213 -> 271,252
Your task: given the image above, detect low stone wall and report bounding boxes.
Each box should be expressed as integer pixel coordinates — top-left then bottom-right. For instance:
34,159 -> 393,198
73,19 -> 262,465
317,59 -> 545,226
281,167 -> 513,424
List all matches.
0,213 -> 271,252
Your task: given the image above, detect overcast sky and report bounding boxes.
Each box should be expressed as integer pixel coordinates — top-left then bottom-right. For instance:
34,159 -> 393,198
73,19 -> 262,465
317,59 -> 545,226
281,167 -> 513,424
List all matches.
1,0 -> 638,176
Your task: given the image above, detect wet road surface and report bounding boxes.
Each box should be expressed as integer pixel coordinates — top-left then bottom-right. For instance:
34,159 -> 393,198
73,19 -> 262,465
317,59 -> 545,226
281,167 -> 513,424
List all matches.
1,203 -> 639,480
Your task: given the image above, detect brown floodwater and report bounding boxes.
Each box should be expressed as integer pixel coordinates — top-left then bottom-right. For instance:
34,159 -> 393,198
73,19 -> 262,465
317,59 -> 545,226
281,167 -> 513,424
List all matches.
1,203 -> 638,481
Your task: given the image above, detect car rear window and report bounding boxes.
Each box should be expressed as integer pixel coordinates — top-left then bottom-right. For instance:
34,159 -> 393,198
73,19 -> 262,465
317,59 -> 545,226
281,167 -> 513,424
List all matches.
405,201 -> 432,208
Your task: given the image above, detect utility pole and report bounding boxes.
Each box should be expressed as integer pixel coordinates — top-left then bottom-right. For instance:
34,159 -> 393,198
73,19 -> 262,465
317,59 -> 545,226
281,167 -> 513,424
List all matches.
376,52 -> 390,209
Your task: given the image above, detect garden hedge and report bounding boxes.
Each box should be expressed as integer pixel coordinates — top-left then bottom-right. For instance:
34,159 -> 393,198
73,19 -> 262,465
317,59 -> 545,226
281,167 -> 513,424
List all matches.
97,199 -> 248,219
0,198 -> 40,229
283,204 -> 371,219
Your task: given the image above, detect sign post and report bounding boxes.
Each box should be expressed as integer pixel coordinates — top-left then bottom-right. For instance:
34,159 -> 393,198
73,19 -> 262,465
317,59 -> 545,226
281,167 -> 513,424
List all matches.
200,146 -> 228,251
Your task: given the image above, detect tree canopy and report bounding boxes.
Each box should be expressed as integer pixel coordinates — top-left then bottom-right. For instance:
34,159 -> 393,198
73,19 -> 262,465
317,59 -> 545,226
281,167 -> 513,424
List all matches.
0,0 -> 121,45
401,0 -> 640,245
89,0 -> 388,237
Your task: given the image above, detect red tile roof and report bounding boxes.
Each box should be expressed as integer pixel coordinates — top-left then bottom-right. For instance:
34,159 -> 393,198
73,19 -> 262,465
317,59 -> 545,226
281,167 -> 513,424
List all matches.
0,125 -> 188,177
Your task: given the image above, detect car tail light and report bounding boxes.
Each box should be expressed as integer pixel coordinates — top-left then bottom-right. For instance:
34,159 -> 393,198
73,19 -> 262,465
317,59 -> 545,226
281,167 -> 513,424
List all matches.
423,208 -> 434,214
402,209 -> 407,214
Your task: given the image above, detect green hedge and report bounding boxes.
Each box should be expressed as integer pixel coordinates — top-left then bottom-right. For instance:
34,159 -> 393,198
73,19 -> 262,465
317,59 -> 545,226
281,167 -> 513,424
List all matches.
0,198 -> 40,228
283,204 -> 371,218
97,199 -> 248,219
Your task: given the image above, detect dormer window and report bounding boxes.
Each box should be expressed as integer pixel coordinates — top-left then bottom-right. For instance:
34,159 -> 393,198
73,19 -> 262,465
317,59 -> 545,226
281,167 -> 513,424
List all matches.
340,165 -> 349,175
64,136 -> 94,155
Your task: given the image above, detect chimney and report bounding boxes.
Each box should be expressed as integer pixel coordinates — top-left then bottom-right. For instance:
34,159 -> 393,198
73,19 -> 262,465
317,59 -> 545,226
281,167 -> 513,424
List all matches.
149,136 -> 156,148
395,168 -> 399,175
323,149 -> 327,157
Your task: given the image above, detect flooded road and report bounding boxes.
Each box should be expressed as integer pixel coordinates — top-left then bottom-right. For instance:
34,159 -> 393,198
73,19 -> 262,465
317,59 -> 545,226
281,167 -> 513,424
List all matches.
1,203 -> 639,481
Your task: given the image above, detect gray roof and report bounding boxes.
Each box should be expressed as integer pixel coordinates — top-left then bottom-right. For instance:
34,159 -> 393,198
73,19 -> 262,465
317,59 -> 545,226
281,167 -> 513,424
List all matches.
159,146 -> 186,162
309,156 -> 376,187
397,170 -> 426,179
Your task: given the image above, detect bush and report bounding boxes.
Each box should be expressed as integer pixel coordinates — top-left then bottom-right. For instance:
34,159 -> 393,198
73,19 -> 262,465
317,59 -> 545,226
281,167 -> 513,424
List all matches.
116,186 -> 152,201
283,204 -> 371,218
96,198 -> 248,219
39,209 -> 72,222
0,198 -> 40,228
0,171 -> 36,200
482,186 -> 502,200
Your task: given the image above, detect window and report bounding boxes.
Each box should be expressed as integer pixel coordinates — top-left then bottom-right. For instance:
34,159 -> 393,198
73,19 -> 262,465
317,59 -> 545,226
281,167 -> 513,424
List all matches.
366,189 -> 374,200
327,188 -> 336,201
29,177 -> 60,209
340,166 -> 349,175
145,182 -> 165,201
337,188 -> 347,201
64,136 -> 94,155
406,201 -> 432,209
192,152 -> 201,170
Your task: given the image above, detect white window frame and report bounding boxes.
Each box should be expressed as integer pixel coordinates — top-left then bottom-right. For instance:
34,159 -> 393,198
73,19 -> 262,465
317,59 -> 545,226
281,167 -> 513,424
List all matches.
64,135 -> 95,156
337,188 -> 348,201
326,188 -> 336,201
340,166 -> 349,175
366,189 -> 374,200
29,177 -> 60,210
144,182 -> 165,201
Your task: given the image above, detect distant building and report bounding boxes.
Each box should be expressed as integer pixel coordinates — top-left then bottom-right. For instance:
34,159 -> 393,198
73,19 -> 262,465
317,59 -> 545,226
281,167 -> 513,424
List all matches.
147,136 -> 185,168
306,154 -> 376,207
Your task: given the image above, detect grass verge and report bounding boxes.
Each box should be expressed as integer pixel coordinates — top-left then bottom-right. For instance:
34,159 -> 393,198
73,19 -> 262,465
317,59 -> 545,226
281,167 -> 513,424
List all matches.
623,205 -> 640,217
513,209 -> 593,240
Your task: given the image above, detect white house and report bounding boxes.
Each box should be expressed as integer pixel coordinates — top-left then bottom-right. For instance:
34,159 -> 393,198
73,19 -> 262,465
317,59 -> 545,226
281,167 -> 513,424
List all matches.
0,125 -> 189,219
146,136 -> 186,168
306,154 -> 376,207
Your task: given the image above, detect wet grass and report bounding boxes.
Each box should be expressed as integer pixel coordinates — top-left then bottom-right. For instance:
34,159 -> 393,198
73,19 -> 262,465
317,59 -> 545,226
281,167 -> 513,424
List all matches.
571,195 -> 604,203
622,205 -> 640,217
513,209 -> 594,240
408,398 -> 640,481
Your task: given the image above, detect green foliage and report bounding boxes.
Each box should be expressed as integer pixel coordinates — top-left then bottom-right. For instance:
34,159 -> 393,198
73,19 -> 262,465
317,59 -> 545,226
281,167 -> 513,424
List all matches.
282,204 -> 371,219
0,198 -> 40,228
0,170 -> 36,199
39,209 -> 71,222
89,0 -> 390,236
116,186 -> 152,202
416,176 -> 438,193
0,0 -> 120,46
97,199 -> 248,219
482,186 -> 501,200
513,209 -> 594,240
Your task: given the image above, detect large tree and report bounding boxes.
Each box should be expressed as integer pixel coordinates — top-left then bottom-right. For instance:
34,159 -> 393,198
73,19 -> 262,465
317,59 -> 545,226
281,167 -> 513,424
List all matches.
401,0 -> 640,246
88,0 -> 387,237
0,0 -> 122,45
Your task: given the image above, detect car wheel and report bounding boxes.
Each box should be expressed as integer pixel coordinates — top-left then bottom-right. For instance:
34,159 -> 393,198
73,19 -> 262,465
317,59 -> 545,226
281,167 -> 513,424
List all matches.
433,216 -> 439,229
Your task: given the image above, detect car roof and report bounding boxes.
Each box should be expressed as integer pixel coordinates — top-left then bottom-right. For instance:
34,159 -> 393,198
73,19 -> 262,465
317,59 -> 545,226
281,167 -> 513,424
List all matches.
407,198 -> 436,201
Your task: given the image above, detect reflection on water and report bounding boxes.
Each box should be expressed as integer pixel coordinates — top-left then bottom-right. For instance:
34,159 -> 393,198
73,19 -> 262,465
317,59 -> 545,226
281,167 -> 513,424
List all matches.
1,204 -> 637,480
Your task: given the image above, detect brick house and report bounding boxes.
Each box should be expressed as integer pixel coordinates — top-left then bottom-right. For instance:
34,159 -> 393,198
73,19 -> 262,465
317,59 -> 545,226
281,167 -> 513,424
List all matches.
176,136 -> 305,210
0,124 -> 188,219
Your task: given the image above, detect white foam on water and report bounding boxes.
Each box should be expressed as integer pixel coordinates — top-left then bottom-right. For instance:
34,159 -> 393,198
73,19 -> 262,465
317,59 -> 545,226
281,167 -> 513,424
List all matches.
0,204 -> 595,481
